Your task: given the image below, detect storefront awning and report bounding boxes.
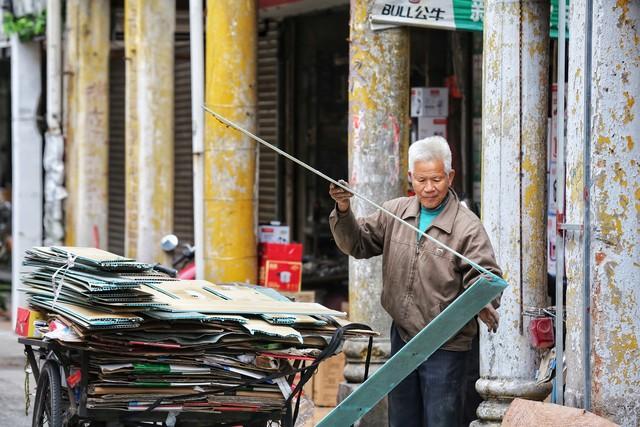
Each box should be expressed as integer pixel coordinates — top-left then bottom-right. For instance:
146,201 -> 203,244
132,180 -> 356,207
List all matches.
370,0 -> 569,38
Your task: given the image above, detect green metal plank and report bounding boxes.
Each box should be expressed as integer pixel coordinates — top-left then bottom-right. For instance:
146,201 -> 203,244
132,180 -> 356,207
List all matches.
317,275 -> 507,427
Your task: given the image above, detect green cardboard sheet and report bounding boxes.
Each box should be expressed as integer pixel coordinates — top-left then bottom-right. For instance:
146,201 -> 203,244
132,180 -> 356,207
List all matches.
318,274 -> 507,427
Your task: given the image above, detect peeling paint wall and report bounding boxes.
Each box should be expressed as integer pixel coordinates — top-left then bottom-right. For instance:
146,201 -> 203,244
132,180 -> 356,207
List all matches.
204,0 -> 257,282
348,0 -> 409,334
565,1 -> 640,425
475,0 -> 551,424
66,0 -> 110,248
133,1 -> 175,264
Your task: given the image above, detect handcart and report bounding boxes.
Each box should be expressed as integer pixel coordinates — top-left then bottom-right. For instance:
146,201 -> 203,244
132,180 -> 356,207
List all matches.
20,336 -> 307,427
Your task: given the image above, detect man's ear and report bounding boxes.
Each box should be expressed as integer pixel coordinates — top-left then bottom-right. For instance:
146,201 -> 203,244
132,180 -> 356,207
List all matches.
448,169 -> 456,182
408,170 -> 413,181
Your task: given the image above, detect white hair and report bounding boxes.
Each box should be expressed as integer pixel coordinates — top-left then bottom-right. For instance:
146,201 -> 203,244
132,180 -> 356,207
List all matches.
408,136 -> 452,173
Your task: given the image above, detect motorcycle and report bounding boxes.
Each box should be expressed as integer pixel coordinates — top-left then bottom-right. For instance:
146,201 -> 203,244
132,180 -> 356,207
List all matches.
160,234 -> 196,279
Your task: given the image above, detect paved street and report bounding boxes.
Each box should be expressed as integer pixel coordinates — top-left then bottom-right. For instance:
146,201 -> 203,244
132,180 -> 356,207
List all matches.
0,320 -> 33,427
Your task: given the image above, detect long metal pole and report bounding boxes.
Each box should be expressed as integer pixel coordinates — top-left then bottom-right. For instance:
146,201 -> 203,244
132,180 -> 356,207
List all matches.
203,106 -> 498,279
46,0 -> 62,132
555,0 -> 566,406
189,0 -> 205,280
581,0 -> 593,411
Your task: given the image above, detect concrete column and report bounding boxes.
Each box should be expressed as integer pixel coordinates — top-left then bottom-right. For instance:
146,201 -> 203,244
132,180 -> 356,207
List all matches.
124,0 -> 140,259
564,0 -> 587,412
204,0 -> 257,282
565,1 -> 640,426
43,0 -> 65,247
125,0 -> 175,264
10,36 -> 42,328
474,1 -> 551,425
63,0 -> 79,246
64,0 -> 110,248
339,1 -> 409,425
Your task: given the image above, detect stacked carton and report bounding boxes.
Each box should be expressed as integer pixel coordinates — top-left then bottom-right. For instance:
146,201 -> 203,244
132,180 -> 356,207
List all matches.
257,223 -> 303,292
411,87 -> 449,140
17,246 -> 374,425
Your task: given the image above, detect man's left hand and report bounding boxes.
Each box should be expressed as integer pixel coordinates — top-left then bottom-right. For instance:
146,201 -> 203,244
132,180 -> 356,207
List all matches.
478,304 -> 499,333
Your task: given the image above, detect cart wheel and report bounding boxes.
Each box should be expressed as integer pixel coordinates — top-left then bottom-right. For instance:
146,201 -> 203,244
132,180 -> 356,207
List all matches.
32,360 -> 64,427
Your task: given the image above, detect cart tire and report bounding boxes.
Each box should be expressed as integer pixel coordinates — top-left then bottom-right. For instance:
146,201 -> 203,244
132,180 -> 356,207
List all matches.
32,360 -> 63,427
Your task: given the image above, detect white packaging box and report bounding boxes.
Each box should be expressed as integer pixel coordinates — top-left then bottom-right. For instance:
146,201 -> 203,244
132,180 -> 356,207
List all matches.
410,87 -> 449,117
258,224 -> 290,243
417,117 -> 448,139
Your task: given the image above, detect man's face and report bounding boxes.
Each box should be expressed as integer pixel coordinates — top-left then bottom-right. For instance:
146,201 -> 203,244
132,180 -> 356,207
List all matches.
410,159 -> 455,209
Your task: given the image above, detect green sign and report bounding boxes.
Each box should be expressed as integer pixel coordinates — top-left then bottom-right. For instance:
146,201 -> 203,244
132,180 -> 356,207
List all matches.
371,0 -> 569,38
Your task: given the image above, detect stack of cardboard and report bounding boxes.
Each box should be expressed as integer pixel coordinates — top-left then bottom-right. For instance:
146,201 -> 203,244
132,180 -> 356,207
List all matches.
19,246 -> 374,422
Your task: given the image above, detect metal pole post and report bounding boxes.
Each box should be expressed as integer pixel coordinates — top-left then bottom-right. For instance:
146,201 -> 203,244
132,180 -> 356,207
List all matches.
555,0 -> 567,406
190,0 -> 205,280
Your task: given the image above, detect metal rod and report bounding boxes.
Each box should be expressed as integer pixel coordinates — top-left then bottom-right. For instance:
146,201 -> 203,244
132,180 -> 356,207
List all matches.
582,0 -> 593,410
189,0 -> 205,280
202,105 -> 499,279
555,0 -> 567,406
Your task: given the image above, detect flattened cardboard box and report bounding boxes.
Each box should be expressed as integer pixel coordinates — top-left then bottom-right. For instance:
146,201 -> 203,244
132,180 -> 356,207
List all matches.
313,353 -> 346,407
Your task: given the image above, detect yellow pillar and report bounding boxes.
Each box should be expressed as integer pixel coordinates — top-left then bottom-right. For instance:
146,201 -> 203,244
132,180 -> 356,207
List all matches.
124,0 -> 139,258
204,0 -> 257,282
65,0 -> 110,248
125,0 -> 175,264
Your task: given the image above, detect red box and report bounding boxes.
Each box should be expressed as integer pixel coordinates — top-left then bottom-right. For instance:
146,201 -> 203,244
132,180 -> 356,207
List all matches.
529,317 -> 555,348
258,243 -> 303,291
263,260 -> 302,292
16,307 -> 45,337
259,243 -> 303,261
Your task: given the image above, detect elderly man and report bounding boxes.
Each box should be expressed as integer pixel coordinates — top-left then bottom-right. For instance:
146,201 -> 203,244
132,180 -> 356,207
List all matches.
329,136 -> 502,427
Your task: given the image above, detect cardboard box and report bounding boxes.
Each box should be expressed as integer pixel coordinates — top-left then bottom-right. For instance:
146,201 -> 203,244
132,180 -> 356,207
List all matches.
258,224 -> 290,244
411,87 -> 449,117
313,353 -> 346,407
15,307 -> 45,338
259,243 -> 303,292
259,242 -> 303,261
417,116 -> 448,139
263,260 -> 302,292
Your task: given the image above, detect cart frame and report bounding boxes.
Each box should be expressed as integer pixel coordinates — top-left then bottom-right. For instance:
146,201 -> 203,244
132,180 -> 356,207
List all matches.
20,337 -> 283,427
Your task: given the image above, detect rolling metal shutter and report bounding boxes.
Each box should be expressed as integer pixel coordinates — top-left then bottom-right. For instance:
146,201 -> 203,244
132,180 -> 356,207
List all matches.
108,55 -> 194,254
257,19 -> 281,224
173,57 -> 194,245
108,54 -> 126,255
108,11 -> 193,254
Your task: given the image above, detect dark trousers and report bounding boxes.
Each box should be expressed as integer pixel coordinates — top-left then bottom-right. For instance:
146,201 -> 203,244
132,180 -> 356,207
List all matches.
388,323 -> 468,427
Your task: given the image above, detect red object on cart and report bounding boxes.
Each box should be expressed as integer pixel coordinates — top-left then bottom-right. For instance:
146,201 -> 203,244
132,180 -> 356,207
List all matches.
529,317 -> 555,348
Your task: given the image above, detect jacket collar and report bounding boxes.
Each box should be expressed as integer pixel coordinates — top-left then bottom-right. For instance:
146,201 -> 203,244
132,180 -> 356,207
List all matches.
401,189 -> 459,234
